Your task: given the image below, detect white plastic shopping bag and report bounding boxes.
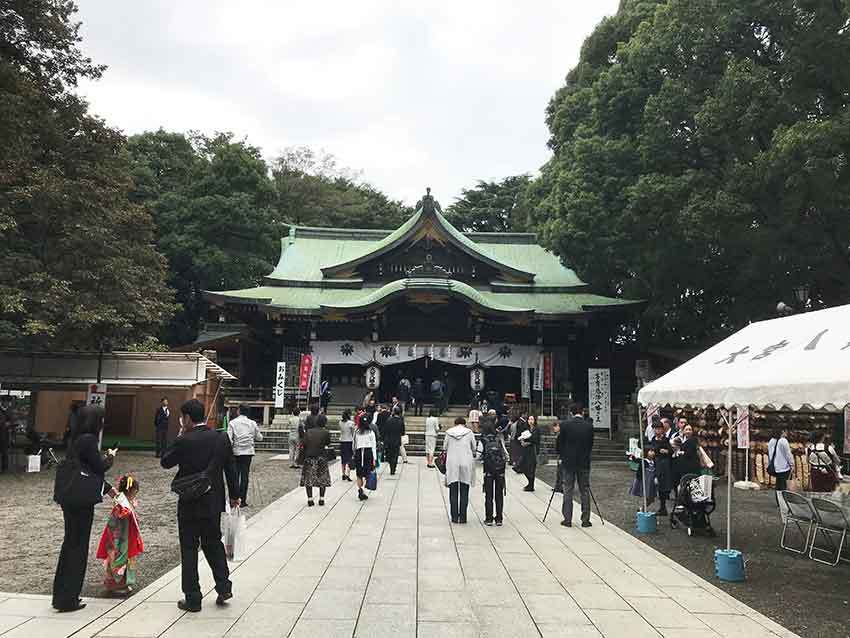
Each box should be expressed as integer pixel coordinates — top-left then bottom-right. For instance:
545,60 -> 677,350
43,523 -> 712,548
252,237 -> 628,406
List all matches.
223,504 -> 247,561
26,455 -> 41,472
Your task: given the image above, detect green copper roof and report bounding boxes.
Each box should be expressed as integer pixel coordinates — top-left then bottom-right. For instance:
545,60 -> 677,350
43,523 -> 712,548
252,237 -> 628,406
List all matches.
266,224 -> 588,288
207,208 -> 641,317
205,284 -> 637,317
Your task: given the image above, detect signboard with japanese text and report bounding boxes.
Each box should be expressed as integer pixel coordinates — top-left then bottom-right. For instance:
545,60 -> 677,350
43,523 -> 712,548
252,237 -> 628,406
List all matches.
735,405 -> 750,449
86,383 -> 107,408
521,360 -> 531,399
298,354 -> 313,391
638,304 -> 850,410
274,362 -> 286,408
311,355 -> 321,398
533,354 -> 544,391
543,354 -> 552,390
588,368 -> 611,431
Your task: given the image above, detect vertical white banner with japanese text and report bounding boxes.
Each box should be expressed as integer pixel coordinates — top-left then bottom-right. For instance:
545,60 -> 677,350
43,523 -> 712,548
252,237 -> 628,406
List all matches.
533,354 -> 544,391
588,368 -> 611,431
735,405 -> 750,449
274,362 -> 286,408
521,359 -> 530,399
311,355 -> 321,399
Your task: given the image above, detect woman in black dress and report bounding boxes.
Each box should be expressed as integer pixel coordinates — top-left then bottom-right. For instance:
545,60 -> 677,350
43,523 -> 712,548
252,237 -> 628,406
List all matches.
52,405 -> 116,612
520,415 -> 541,491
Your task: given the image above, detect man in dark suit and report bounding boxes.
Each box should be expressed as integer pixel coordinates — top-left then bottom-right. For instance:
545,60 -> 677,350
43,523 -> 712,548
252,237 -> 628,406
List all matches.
556,402 -> 594,528
161,399 -> 239,612
154,397 -> 170,458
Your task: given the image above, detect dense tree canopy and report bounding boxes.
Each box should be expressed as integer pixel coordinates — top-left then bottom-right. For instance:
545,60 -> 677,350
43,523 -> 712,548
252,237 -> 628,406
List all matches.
537,0 -> 850,348
272,147 -> 412,229
0,0 -> 175,350
445,175 -> 535,233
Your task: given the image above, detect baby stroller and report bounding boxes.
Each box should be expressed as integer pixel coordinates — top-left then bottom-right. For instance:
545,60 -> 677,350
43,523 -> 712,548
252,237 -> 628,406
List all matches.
670,473 -> 717,537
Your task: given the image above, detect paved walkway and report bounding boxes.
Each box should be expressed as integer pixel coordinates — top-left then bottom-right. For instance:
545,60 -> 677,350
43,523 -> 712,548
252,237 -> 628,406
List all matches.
0,459 -> 798,638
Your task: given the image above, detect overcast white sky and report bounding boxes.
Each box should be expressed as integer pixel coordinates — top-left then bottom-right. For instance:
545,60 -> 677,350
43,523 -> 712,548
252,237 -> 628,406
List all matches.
75,1 -> 618,206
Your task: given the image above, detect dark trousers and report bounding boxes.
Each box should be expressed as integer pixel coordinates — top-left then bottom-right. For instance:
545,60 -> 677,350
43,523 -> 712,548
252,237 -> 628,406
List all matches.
385,445 -> 400,474
449,481 -> 470,523
561,466 -> 591,524
775,470 -> 791,493
484,474 -> 505,522
414,400 -> 423,416
178,514 -> 231,604
524,457 -> 537,489
234,455 -> 252,505
155,428 -> 168,457
52,505 -> 94,609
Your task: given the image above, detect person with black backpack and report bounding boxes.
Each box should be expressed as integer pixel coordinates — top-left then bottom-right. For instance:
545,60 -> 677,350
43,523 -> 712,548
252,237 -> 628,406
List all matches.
479,420 -> 508,526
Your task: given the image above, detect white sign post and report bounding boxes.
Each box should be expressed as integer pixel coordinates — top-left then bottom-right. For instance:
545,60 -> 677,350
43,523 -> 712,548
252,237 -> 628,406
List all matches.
274,362 -> 286,409
86,383 -> 107,408
588,368 -> 611,433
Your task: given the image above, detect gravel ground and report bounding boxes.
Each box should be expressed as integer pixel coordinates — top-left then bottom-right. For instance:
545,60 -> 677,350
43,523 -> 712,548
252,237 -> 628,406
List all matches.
0,452 -> 300,598
537,463 -> 850,638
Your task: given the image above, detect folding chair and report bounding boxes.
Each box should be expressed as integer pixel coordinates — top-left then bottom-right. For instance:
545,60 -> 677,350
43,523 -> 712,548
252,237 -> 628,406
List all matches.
779,491 -> 816,554
809,497 -> 850,566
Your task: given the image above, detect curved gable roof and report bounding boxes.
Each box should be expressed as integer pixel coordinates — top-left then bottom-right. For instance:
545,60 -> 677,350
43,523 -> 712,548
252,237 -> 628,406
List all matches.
319,208 -> 535,282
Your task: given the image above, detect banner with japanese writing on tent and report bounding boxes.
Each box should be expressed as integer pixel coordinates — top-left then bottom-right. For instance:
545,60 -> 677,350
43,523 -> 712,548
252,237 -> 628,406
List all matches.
298,354 -> 313,391
735,405 -> 750,449
645,403 -> 659,430
844,406 -> 850,454
588,368 -> 612,431
274,362 -> 286,408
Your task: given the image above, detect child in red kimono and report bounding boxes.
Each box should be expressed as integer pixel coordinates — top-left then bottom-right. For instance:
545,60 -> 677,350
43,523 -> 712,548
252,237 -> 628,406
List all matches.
96,475 -> 144,595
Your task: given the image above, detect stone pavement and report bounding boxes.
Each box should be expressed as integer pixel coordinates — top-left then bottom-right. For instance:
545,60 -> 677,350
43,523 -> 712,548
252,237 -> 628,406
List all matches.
0,458 -> 798,638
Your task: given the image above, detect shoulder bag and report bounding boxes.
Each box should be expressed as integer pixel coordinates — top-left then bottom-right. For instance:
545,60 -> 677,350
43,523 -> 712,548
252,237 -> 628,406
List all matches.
766,440 -> 779,477
53,443 -> 104,508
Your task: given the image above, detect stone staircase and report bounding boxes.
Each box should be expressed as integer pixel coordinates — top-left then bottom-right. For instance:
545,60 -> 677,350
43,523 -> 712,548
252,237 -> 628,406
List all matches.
258,403 -> 628,464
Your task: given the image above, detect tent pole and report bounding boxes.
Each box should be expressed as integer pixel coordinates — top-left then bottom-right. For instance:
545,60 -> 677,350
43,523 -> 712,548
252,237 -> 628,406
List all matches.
724,408 -> 733,551
638,403 -> 648,513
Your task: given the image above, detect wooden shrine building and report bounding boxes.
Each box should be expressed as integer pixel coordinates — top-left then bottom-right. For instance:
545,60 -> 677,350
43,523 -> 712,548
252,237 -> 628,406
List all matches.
204,189 -> 641,421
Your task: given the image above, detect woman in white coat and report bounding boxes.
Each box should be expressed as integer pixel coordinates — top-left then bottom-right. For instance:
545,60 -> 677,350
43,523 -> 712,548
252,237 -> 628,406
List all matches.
444,416 -> 476,524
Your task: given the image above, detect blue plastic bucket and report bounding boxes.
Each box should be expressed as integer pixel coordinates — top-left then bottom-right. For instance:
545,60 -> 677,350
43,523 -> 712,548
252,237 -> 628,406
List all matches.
714,549 -> 746,582
636,511 -> 657,534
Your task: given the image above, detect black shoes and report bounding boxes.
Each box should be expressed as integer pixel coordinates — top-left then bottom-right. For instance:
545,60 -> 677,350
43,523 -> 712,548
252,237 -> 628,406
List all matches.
318,499 -> 325,506
495,520 -> 503,526
523,486 -> 535,492
358,490 -> 368,501
216,592 -> 233,606
581,521 -> 593,528
178,599 -> 201,613
484,519 -> 494,526
307,500 -> 315,507
561,520 -> 572,527
657,508 -> 668,517
55,602 -> 87,613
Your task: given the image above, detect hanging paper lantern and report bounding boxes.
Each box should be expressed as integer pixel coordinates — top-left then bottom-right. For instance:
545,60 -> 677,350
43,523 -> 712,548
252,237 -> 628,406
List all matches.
469,365 -> 485,391
365,365 -> 381,390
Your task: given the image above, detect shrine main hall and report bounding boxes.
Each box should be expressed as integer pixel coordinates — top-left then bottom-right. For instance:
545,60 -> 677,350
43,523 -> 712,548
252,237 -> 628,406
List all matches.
204,190 -> 640,419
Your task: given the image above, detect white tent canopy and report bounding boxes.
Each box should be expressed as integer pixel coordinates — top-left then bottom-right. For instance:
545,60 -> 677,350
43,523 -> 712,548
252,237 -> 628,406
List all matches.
638,304 -> 850,410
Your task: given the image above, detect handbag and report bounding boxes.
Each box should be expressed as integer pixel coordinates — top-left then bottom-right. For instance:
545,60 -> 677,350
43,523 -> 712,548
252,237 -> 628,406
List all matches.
435,450 -> 447,474
53,448 -> 104,508
401,434 -> 410,446
171,471 -> 212,501
223,504 -> 247,561
766,440 -> 779,477
366,470 -> 378,491
295,442 -> 305,466
325,445 -> 337,462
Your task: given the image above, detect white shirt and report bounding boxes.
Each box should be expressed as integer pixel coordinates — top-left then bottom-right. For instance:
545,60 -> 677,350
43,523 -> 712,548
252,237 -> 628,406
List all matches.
425,416 -> 440,437
353,429 -> 377,466
228,415 -> 263,456
767,437 -> 794,474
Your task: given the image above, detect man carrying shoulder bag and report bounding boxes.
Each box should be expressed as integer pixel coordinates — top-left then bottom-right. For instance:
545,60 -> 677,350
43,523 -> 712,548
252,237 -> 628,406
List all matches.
161,399 -> 239,613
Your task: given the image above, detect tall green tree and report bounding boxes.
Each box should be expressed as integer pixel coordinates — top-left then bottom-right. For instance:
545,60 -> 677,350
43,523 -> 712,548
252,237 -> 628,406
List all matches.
0,0 -> 175,350
127,131 -> 280,345
445,175 -> 534,233
539,0 -> 850,348
272,147 -> 411,229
